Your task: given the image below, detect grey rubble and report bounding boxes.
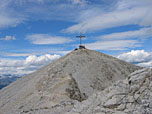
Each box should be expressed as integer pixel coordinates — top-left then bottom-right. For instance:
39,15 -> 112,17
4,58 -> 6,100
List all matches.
0,48 -> 141,114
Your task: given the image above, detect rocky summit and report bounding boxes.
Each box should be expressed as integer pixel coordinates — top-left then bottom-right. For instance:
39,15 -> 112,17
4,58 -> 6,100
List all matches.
0,48 -> 142,114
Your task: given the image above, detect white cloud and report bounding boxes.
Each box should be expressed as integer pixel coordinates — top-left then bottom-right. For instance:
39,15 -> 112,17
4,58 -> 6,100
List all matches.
0,0 -> 25,29
116,0 -> 152,10
117,50 -> 152,67
2,53 -> 32,57
85,40 -> 140,50
117,50 -> 152,63
0,54 -> 61,76
26,34 -> 73,45
0,14 -> 22,29
99,27 -> 152,40
69,0 -> 87,5
25,54 -> 60,65
0,35 -> 16,40
64,1 -> 152,33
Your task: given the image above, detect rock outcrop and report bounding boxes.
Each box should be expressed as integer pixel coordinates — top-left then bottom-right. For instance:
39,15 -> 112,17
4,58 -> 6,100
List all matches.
68,68 -> 152,114
0,48 -> 141,114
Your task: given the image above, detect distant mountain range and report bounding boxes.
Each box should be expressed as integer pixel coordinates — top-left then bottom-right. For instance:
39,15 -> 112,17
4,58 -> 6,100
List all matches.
0,75 -> 21,89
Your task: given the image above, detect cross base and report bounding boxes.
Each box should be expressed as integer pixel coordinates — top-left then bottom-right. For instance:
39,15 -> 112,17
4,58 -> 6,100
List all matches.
79,45 -> 86,49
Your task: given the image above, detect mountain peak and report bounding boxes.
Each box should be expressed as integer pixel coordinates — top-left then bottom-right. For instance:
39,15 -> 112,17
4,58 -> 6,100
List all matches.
0,49 -> 141,114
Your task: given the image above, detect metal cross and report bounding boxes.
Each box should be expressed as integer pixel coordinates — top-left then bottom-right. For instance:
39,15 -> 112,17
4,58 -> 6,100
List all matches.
76,33 -> 86,46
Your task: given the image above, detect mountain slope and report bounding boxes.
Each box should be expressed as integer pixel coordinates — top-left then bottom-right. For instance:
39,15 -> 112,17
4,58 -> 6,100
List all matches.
0,48 -> 141,114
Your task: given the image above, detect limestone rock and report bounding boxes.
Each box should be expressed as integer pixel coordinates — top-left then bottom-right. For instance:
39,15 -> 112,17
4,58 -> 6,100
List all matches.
69,68 -> 152,114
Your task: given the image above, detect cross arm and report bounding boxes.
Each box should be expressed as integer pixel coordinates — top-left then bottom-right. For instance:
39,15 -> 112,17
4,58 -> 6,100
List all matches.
76,36 -> 86,38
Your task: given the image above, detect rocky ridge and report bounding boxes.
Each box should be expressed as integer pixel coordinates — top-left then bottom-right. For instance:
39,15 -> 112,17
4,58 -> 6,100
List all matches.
0,48 -> 141,114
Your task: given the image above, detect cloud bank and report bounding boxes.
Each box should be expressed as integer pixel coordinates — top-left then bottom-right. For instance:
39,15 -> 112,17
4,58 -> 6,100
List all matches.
117,50 -> 152,67
0,54 -> 61,76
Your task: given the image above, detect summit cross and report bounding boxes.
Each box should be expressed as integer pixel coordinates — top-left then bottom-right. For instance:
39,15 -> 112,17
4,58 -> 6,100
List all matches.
76,33 -> 86,46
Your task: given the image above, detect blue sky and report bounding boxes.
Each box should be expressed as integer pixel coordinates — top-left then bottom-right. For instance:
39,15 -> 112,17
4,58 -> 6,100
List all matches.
0,0 -> 152,76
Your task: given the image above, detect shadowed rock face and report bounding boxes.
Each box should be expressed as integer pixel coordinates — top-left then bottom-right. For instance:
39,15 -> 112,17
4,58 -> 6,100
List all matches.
0,48 -> 141,114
